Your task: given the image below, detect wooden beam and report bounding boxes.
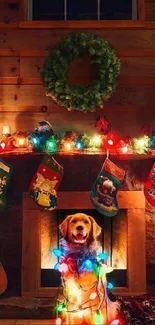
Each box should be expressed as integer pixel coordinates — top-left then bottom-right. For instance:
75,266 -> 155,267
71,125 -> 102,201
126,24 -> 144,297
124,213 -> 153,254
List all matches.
23,191 -> 145,211
19,20 -> 145,29
138,0 -> 146,21
19,0 -> 27,20
127,208 -> 146,295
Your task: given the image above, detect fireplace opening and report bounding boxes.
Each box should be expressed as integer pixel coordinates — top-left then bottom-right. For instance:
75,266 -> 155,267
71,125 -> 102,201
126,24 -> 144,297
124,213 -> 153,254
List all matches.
41,209 -> 127,288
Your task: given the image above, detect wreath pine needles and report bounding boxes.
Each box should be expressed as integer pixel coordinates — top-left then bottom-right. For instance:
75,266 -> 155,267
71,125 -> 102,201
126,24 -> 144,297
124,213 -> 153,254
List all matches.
42,33 -> 120,113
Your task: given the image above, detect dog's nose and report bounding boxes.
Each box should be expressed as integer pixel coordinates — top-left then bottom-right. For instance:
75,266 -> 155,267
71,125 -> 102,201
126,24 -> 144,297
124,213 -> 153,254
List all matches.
76,225 -> 83,231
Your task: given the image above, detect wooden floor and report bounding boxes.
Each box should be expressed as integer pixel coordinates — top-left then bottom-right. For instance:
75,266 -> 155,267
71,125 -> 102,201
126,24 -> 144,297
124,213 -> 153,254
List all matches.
0,321 -> 55,325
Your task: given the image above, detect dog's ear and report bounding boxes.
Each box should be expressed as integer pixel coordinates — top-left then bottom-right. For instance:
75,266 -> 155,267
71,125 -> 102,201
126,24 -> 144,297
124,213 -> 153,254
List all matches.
59,215 -> 72,238
89,216 -> 102,239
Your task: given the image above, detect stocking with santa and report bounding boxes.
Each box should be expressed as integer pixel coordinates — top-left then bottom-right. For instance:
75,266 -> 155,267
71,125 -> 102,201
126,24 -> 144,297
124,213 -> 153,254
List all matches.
90,158 -> 125,217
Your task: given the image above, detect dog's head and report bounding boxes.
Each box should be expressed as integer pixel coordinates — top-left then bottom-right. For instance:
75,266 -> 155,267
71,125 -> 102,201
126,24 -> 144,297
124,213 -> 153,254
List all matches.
59,213 -> 101,245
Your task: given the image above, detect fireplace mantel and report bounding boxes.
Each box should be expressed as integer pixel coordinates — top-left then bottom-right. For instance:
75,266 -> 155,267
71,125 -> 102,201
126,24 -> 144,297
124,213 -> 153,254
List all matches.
22,191 -> 146,297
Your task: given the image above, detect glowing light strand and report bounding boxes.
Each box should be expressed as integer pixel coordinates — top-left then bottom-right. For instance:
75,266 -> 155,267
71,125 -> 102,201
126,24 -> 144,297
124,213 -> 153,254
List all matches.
53,246 -> 119,325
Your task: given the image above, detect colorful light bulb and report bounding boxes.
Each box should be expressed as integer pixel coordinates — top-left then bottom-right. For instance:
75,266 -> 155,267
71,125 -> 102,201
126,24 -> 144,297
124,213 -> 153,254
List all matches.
77,310 -> 83,318
122,145 -> 128,154
46,136 -> 58,153
56,317 -> 62,325
32,137 -> 38,144
94,310 -> 104,325
54,263 -> 60,270
108,139 -> 113,146
52,248 -> 63,257
89,292 -> 97,300
66,142 -> 71,150
18,138 -> 25,146
107,282 -> 114,290
0,142 -> 6,149
84,259 -> 93,270
59,263 -> 68,273
110,320 -> 120,325
97,253 -> 108,261
75,141 -> 83,149
56,303 -> 67,312
92,135 -> 102,147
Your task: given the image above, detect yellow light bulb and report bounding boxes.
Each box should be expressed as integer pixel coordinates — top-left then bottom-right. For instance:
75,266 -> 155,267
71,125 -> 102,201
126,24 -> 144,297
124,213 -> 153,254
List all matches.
18,138 -> 25,146
137,139 -> 145,147
106,266 -> 114,274
66,142 -> 71,150
66,278 -> 79,296
77,310 -> 83,318
122,146 -> 128,154
89,292 -> 97,300
93,135 -> 101,146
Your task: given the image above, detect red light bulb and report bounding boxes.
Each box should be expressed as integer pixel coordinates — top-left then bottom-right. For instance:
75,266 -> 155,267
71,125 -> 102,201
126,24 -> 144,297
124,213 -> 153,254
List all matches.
104,133 -> 118,151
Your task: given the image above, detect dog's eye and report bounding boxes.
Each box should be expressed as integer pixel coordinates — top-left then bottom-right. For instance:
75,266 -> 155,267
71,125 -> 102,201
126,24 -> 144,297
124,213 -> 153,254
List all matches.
71,219 -> 76,223
84,220 -> 89,224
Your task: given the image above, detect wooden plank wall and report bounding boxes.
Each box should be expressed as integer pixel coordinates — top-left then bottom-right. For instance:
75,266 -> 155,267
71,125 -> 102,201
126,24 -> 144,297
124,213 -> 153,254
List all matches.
145,0 -> 155,21
0,1 -> 155,136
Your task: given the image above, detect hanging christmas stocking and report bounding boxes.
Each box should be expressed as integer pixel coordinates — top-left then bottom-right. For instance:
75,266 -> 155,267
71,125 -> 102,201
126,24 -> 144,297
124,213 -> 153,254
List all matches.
144,163 -> 155,207
0,159 -> 13,211
29,155 -> 63,210
90,158 -> 125,217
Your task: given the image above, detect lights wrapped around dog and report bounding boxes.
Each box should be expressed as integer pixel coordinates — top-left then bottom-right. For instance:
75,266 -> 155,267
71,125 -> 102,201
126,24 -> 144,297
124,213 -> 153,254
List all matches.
53,247 -> 119,325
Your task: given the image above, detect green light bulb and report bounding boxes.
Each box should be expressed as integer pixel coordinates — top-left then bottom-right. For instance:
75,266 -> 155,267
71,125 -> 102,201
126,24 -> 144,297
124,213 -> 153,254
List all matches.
46,136 -> 58,153
56,303 -> 67,313
94,310 -> 104,325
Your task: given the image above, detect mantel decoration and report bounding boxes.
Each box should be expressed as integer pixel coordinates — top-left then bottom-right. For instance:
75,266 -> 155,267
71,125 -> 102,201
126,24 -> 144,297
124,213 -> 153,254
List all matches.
0,120 -> 154,156
42,33 -> 120,112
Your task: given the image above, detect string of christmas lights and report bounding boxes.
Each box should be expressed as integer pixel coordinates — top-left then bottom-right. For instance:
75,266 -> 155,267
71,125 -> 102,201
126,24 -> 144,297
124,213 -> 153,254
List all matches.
0,121 -> 153,155
52,247 -> 120,325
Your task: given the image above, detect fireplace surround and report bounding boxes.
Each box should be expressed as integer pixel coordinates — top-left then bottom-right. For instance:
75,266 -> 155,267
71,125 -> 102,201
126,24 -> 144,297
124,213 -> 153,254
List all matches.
22,190 -> 146,297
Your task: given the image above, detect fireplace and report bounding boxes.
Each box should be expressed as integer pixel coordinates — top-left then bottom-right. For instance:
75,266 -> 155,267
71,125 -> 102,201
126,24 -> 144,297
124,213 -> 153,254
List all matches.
22,191 -> 146,297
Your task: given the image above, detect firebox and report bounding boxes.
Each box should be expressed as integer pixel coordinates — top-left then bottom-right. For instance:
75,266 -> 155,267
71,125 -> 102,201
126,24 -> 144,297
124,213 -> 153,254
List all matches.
22,191 -> 146,297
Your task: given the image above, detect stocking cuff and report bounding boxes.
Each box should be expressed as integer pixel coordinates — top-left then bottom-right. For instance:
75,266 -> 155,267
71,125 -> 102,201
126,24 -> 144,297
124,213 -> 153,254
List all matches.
101,158 -> 125,181
42,155 -> 63,176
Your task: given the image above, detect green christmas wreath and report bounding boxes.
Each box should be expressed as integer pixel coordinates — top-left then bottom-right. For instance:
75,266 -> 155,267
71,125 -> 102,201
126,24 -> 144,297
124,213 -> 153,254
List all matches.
42,33 -> 120,112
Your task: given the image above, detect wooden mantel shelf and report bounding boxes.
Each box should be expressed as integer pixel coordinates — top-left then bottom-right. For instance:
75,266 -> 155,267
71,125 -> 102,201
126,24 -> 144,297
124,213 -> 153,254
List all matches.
1,151 -> 155,160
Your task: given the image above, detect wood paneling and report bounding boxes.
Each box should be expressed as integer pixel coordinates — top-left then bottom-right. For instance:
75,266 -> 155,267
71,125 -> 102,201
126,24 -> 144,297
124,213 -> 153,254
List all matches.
0,28 -> 155,136
0,57 -> 20,77
2,55 -> 155,79
0,84 -> 155,107
0,1 -> 19,24
138,0 -> 146,20
1,29 -> 155,51
145,0 -> 155,21
0,103 -> 154,136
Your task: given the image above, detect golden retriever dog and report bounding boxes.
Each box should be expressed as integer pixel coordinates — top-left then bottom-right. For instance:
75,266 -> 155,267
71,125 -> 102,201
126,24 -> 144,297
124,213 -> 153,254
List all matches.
58,213 -> 119,325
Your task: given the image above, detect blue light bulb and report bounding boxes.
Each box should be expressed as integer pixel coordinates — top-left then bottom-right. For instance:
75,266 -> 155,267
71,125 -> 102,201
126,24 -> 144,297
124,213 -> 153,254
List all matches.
76,142 -> 82,149
52,248 -> 63,257
97,252 -> 108,261
107,282 -> 114,290
85,259 -> 93,269
33,137 -> 38,144
54,263 -> 60,270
